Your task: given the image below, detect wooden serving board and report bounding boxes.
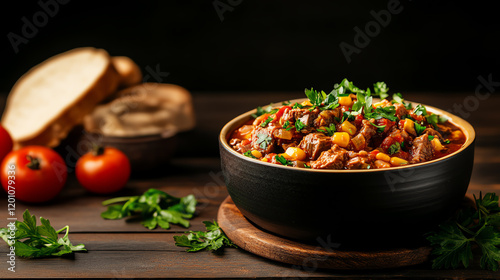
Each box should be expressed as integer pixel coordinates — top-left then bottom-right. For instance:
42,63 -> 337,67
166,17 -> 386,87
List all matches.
217,196 -> 432,270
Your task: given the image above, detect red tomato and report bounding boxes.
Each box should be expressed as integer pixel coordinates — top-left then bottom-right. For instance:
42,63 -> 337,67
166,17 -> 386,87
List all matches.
272,106 -> 291,123
0,126 -> 13,163
1,146 -> 67,203
380,136 -> 395,152
76,147 -> 131,194
354,114 -> 364,127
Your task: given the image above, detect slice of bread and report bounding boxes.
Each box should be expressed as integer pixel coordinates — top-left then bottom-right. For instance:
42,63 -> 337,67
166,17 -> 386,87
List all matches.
84,83 -> 196,137
111,56 -> 142,88
1,47 -> 121,148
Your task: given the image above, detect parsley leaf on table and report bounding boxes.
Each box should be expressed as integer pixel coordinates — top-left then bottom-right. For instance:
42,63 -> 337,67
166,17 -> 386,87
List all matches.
0,210 -> 86,258
174,221 -> 237,253
101,189 -> 197,230
426,192 -> 500,271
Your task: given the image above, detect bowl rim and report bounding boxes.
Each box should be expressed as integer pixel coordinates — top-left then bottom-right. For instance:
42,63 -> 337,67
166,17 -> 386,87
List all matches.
219,98 -> 475,173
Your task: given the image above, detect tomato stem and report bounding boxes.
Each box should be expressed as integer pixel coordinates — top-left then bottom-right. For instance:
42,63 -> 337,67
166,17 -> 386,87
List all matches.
92,144 -> 105,156
26,155 -> 41,170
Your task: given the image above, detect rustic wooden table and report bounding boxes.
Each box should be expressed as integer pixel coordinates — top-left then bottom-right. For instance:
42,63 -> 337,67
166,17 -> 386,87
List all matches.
0,92 -> 499,279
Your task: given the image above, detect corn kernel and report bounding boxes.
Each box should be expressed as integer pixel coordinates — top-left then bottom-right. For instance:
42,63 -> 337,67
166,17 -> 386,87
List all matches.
376,152 -> 391,162
301,100 -> 313,106
374,160 -> 391,169
404,119 -> 416,136
390,157 -> 409,166
451,130 -> 464,140
261,158 -> 268,162
431,138 -> 444,151
251,150 -> 262,158
373,101 -> 385,108
284,147 -> 307,161
339,96 -> 353,107
332,132 -> 350,148
340,120 -> 357,136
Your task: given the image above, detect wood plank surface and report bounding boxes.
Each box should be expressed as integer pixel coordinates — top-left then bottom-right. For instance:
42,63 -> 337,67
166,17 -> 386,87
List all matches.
0,92 -> 498,279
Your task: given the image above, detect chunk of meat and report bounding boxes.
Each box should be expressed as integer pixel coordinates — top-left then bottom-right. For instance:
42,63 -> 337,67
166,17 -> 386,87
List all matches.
251,126 -> 276,154
346,150 -> 372,169
424,127 -> 444,141
298,133 -> 332,160
437,124 -> 452,137
313,109 -> 340,128
394,103 -> 409,118
282,108 -> 317,124
359,120 -> 377,142
410,134 -> 434,163
310,144 -> 348,169
350,133 -> 366,151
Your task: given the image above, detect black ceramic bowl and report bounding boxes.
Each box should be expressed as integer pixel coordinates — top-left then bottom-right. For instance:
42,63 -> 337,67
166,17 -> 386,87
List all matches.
219,99 -> 475,247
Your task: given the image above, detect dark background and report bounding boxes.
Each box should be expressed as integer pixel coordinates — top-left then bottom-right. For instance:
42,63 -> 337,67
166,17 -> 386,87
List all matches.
1,0 -> 499,95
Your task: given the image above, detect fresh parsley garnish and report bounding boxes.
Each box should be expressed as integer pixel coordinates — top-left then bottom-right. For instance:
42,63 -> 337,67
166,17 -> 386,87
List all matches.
426,114 -> 439,128
304,88 -> 326,108
304,163 -> 311,168
295,119 -> 306,131
392,92 -> 404,104
369,122 -> 386,133
0,210 -> 86,258
388,142 -> 401,155
260,116 -> 273,127
428,135 -> 435,141
292,102 -> 303,109
101,189 -> 197,230
256,133 -> 272,150
373,81 -> 389,99
174,221 -> 237,253
427,192 -> 500,271
444,139 -> 451,144
317,123 -> 336,136
282,100 -> 291,105
251,104 -> 271,118
413,104 -> 428,116
243,151 -> 256,159
275,155 -> 293,166
439,115 -> 449,123
415,122 -> 427,135
283,120 -> 293,131
365,106 -> 398,122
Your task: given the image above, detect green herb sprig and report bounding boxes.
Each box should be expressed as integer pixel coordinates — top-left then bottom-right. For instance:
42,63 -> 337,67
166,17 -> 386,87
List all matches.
101,189 -> 197,230
275,155 -> 293,166
174,221 -> 237,253
0,210 -> 86,258
427,192 -> 500,271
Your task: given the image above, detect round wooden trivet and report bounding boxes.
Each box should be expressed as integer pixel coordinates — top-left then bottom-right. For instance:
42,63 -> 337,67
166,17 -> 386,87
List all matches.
217,196 -> 433,270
